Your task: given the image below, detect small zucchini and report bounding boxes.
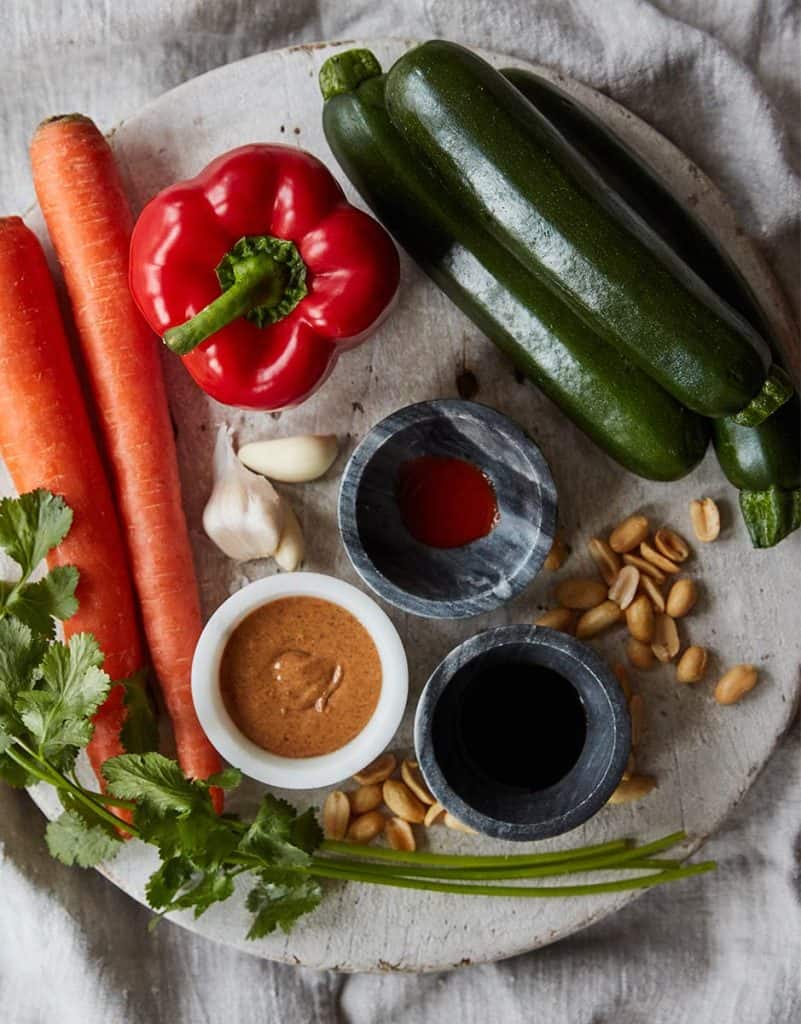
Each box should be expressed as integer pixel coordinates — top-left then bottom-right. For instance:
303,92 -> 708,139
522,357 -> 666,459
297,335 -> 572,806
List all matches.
319,50 -> 707,482
385,41 -> 788,422
503,64 -> 800,547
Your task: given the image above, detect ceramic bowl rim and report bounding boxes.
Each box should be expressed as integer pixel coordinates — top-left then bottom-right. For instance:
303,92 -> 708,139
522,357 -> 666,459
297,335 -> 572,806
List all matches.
191,572 -> 408,789
414,624 -> 631,840
337,398 -> 557,619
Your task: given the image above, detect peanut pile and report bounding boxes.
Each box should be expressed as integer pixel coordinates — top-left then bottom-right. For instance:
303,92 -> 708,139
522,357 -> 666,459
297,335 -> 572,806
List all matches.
537,497 -> 759,804
322,752 -> 475,850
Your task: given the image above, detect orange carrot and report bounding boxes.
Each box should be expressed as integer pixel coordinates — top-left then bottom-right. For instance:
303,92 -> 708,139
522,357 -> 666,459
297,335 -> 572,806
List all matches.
31,116 -> 223,805
0,216 -> 145,810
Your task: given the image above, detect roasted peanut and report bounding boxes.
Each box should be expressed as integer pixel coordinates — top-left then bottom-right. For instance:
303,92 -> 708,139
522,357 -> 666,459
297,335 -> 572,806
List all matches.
383,779 -> 427,823
322,790 -> 350,840
639,575 -> 666,613
640,541 -> 680,575
544,534 -> 569,571
401,759 -> 435,806
385,817 -> 416,852
346,810 -> 386,843
424,802 -> 446,827
676,645 -> 708,684
443,812 -> 477,834
690,498 -> 721,542
623,553 -> 666,584
609,515 -> 650,553
575,600 -> 622,638
607,775 -> 656,805
666,578 -> 697,618
588,537 -> 622,585
626,594 -> 655,643
353,753 -> 396,786
654,527 -> 690,563
629,693 -> 645,748
534,607 -> 576,633
348,784 -> 383,815
608,565 -> 640,609
714,664 -> 758,705
626,636 -> 655,670
555,577 -> 608,610
652,613 -> 680,662
613,662 -> 633,701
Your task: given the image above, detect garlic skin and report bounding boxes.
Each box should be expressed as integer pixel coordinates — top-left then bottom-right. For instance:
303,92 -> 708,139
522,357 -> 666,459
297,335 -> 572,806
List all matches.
238,434 -> 338,483
203,425 -> 284,561
274,501 -> 305,571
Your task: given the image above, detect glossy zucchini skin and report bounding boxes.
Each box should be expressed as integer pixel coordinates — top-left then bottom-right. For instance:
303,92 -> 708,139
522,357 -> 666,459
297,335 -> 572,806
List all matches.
501,67 -> 778,343
385,41 -> 772,419
503,65 -> 800,541
320,64 -> 707,481
711,396 -> 800,491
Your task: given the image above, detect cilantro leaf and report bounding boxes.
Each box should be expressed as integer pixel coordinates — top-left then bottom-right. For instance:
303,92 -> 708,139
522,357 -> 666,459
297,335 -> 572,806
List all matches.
16,633 -> 110,769
0,491 -> 73,577
246,875 -> 323,939
171,869 -> 236,918
0,617 -> 47,743
119,671 -> 158,754
8,566 -> 79,637
45,809 -> 122,867
146,855 -> 195,909
205,766 -> 242,791
238,793 -> 313,868
103,753 -> 205,815
290,808 -> 323,855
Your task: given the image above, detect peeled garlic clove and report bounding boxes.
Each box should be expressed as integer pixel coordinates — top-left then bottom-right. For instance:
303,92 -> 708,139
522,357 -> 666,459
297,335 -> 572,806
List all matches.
274,500 -> 305,571
238,434 -> 338,483
203,425 -> 284,562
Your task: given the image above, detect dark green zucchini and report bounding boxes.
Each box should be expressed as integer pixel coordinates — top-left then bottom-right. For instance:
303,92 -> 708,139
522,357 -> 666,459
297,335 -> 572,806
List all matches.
503,65 -> 800,546
501,67 -> 781,346
711,395 -> 800,492
319,50 -> 707,481
384,41 -> 788,423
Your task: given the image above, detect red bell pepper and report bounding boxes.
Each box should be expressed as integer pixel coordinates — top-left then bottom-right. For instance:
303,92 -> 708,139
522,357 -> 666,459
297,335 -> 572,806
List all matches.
129,144 -> 399,410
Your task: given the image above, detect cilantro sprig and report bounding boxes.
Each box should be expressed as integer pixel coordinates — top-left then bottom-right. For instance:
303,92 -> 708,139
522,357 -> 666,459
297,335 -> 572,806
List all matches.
0,490 -> 715,943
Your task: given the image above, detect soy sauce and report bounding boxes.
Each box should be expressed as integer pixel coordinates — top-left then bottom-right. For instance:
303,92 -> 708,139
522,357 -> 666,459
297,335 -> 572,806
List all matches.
456,663 -> 587,791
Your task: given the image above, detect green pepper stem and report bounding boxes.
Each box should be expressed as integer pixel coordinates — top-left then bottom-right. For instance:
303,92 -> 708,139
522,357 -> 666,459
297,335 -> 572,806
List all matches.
319,49 -> 383,101
164,250 -> 289,355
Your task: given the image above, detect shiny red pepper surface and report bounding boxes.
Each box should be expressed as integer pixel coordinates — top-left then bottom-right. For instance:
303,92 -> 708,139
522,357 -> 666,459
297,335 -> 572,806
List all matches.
129,144 -> 399,410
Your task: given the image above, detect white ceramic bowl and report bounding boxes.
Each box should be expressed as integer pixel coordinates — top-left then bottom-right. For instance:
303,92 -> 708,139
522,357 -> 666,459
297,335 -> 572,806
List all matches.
191,572 -> 408,789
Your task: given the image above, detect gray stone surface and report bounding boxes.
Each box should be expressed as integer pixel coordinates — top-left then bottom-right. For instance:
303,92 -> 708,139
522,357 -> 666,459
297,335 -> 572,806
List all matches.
0,2 -> 799,1021
338,400 -> 557,618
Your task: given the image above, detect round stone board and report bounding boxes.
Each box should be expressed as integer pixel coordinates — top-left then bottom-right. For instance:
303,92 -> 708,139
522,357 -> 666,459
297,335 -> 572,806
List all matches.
4,38 -> 798,972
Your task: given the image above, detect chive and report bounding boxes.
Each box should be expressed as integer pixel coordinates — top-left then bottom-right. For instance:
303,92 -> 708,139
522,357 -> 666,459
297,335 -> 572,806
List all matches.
319,835 -> 637,868
308,860 -> 716,897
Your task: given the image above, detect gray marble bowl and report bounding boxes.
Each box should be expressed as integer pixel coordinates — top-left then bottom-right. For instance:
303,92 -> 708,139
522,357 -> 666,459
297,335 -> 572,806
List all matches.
414,625 -> 631,841
338,399 -> 557,618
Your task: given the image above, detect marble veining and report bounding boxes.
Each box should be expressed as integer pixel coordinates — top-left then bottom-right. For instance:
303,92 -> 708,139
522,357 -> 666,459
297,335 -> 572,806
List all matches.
338,399 -> 558,618
414,625 -> 631,840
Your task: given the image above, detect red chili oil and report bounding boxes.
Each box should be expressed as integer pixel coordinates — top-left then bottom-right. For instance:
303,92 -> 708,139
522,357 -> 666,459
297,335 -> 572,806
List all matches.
396,456 -> 499,548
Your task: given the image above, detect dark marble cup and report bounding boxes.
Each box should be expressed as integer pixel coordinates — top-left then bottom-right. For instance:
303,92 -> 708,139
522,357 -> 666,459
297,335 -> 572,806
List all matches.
338,399 -> 557,618
415,625 -> 631,841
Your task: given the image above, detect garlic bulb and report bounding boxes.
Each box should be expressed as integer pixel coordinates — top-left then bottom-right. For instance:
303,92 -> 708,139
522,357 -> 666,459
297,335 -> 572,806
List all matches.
203,425 -> 284,561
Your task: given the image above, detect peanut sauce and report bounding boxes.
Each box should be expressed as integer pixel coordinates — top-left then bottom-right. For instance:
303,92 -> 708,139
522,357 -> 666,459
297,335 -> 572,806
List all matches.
220,596 -> 381,758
